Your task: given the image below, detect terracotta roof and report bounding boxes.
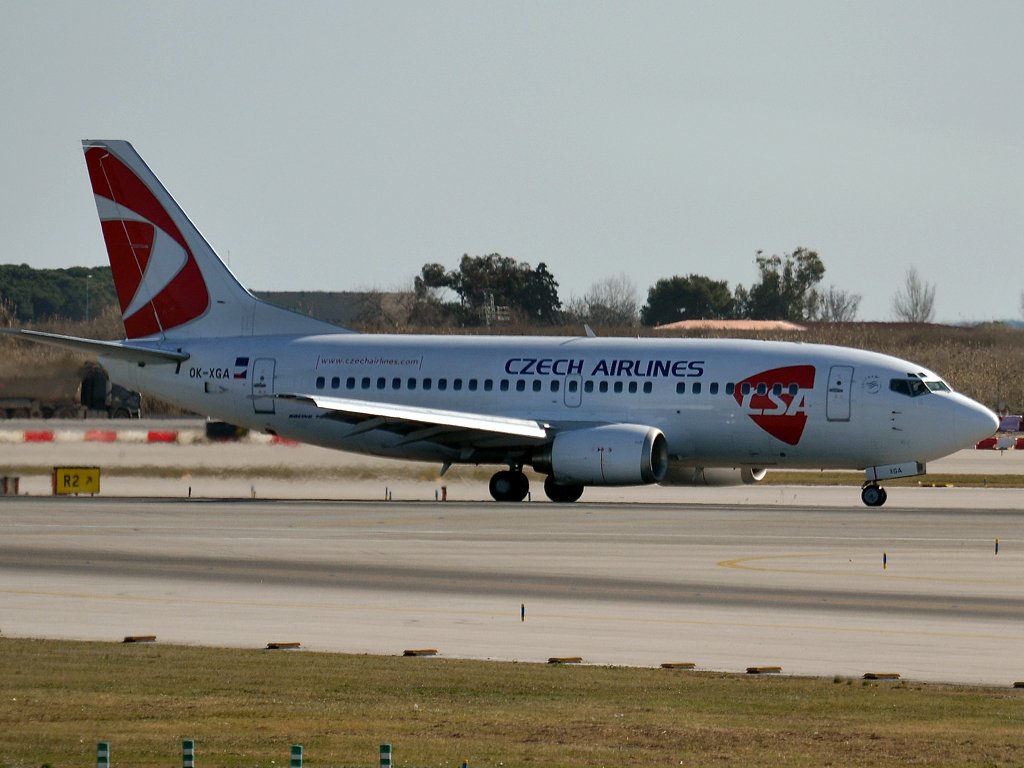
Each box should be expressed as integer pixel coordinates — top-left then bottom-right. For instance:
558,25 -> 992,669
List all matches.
656,319 -> 807,331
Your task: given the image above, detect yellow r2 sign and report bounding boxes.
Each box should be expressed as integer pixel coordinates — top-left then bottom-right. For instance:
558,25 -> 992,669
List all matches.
52,467 -> 100,495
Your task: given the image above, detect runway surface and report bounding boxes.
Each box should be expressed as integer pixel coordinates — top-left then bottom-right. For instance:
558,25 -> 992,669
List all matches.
2,496 -> 1023,685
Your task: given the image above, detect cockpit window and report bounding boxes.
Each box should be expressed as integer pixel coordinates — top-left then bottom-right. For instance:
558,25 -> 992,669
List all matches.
890,378 -> 930,397
925,381 -> 951,392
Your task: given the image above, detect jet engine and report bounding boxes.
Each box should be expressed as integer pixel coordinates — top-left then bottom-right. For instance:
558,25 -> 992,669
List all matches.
659,464 -> 767,486
532,424 -> 668,485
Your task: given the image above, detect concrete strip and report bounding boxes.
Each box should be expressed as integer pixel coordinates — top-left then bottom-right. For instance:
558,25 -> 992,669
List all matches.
1,498 -> 1024,685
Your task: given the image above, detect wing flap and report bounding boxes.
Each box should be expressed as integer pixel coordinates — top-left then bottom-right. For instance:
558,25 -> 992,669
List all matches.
277,393 -> 548,440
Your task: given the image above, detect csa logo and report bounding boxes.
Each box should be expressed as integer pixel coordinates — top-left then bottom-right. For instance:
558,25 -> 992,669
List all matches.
733,365 -> 816,446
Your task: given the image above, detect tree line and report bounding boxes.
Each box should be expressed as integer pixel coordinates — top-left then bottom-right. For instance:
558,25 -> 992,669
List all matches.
0,252 -> 938,327
0,264 -> 118,323
408,248 -> 935,327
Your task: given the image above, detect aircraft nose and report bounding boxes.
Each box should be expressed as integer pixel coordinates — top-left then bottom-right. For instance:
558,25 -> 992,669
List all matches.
953,397 -> 999,448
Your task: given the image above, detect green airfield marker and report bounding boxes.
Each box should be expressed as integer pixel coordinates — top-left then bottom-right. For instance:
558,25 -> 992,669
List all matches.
97,742 -> 109,768
183,739 -> 195,768
380,743 -> 392,768
291,745 -> 302,768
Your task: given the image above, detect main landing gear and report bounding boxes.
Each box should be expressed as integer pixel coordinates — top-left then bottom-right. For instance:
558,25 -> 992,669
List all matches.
489,469 -> 530,502
544,475 -> 584,503
487,468 -> 586,503
861,483 -> 888,507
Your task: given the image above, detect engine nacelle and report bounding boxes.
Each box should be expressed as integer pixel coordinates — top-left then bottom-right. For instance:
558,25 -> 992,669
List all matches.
532,424 -> 668,486
659,464 -> 768,487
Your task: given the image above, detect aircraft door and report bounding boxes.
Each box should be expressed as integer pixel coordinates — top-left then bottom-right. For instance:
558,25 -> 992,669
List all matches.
826,365 -> 853,422
564,375 -> 582,407
252,358 -> 276,414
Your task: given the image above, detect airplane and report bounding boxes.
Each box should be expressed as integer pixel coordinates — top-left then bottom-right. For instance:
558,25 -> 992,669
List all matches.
3,140 -> 998,506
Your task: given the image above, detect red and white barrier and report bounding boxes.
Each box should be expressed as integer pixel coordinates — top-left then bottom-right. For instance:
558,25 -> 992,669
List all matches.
976,437 -> 1024,450
0,428 -> 300,445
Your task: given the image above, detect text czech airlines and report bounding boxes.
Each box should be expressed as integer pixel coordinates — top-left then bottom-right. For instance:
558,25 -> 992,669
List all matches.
504,358 -> 705,377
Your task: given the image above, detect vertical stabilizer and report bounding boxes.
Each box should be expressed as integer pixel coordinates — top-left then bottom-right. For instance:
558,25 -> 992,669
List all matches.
82,140 -> 345,339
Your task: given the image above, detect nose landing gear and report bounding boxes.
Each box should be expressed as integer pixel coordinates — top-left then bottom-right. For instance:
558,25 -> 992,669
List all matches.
489,469 -> 530,502
861,483 -> 888,507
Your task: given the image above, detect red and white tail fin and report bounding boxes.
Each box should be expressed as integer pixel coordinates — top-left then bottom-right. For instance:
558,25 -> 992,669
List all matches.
83,140 -> 345,339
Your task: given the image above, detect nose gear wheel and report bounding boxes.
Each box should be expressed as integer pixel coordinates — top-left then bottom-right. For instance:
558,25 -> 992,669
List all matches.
861,484 -> 887,507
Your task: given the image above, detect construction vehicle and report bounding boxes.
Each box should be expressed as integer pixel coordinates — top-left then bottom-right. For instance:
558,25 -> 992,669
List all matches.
0,363 -> 140,419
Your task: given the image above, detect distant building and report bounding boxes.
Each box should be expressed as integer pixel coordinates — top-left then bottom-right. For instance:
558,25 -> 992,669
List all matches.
252,291 -> 411,327
657,319 -> 807,332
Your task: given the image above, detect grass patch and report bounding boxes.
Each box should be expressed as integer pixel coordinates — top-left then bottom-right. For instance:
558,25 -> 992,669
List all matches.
1,638 -> 1023,767
0,464 -> 518,482
6,463 -> 1024,489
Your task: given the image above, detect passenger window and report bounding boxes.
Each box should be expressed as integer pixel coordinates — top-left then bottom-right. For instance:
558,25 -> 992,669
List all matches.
392,377 -> 401,390
568,380 -> 578,393
516,380 -> 526,392
584,381 -> 594,393
788,383 -> 798,395
772,383 -> 782,396
756,382 -> 766,396
407,378 -> 417,390
361,377 -> 371,390
692,382 -> 702,394
484,379 -> 493,391
599,381 -> 608,393
741,382 -> 751,396
453,379 -> 463,391
643,382 -> 653,394
468,379 -> 478,391
346,377 -> 356,390
315,376 -> 325,389
500,379 -> 509,392
532,379 -> 542,392
438,378 -> 448,391
725,382 -> 735,395
376,377 -> 386,390
423,378 -> 432,390
628,381 -> 638,394
614,381 -> 623,393
709,382 -> 718,395
676,382 -> 685,394
551,380 -> 560,392
331,376 -> 340,389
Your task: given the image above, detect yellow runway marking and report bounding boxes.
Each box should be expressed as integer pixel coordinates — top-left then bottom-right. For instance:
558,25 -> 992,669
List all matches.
718,553 -> 1024,586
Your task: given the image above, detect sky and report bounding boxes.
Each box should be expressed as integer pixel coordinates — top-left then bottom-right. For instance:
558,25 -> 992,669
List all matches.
0,1 -> 1021,322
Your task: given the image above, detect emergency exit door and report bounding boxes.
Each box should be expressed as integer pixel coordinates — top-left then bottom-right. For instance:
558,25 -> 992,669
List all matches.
252,358 -> 276,414
826,365 -> 853,422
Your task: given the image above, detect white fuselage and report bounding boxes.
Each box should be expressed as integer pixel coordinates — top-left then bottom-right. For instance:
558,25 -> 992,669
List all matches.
102,333 -> 995,472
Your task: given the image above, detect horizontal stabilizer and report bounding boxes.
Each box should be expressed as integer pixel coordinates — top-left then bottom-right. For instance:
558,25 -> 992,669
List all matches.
277,393 -> 548,439
0,328 -> 189,365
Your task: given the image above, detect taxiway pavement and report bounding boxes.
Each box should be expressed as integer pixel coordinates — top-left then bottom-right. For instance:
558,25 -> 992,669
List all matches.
1,497 -> 1022,686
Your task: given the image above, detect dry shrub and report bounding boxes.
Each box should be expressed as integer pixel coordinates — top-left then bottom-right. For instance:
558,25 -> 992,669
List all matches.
2,307 -> 195,416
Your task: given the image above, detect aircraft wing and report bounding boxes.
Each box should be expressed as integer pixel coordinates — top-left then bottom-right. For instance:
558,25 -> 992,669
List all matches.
0,329 -> 190,365
276,393 -> 549,446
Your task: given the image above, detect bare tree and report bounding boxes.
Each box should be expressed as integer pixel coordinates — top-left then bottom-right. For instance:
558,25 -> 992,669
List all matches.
566,274 -> 639,327
813,285 -> 862,322
892,267 -> 936,323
